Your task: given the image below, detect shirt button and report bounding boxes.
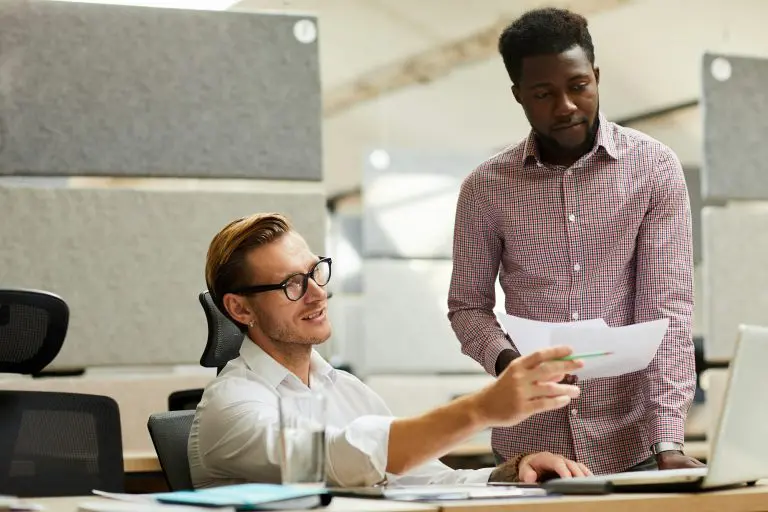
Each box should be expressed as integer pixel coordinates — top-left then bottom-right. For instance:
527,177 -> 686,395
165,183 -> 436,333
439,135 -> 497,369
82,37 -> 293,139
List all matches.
568,214 -> 576,222
571,408 -> 578,416
571,312 -> 579,320
574,263 -> 581,272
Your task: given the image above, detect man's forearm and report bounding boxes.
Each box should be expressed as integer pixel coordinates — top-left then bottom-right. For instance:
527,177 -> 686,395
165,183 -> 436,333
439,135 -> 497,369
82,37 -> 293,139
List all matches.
386,394 -> 488,475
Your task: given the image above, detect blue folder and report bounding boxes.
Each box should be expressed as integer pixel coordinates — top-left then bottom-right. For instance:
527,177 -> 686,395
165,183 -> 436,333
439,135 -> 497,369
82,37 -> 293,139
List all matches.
153,483 -> 332,510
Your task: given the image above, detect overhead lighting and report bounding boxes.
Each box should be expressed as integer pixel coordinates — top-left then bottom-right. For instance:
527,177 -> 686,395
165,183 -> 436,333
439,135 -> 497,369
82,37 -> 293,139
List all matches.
48,0 -> 239,11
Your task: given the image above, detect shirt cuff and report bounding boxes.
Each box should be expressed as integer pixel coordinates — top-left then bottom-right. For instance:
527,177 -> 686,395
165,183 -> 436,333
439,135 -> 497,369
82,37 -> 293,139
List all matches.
649,414 -> 685,446
326,415 -> 394,487
483,337 -> 512,376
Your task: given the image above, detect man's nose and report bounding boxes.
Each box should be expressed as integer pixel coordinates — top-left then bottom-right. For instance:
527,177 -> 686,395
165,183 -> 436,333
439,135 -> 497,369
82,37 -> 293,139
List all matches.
553,93 -> 578,117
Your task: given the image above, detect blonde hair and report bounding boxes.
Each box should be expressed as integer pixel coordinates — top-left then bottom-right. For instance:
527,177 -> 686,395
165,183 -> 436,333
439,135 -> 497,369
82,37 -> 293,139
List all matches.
205,213 -> 292,327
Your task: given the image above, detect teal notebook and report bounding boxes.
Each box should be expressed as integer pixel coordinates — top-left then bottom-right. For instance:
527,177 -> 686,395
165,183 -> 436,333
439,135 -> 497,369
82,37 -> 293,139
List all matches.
153,484 -> 332,510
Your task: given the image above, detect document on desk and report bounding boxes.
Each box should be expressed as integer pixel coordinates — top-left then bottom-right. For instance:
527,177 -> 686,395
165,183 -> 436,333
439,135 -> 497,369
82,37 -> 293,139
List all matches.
496,313 -> 669,379
330,484 -> 547,501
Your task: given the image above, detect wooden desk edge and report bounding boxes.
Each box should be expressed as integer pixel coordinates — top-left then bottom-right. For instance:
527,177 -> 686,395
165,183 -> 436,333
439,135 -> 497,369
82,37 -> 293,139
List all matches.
123,451 -> 161,473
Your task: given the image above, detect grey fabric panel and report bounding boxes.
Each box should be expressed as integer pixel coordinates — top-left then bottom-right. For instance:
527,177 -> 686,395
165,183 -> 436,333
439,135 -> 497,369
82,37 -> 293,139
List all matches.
702,53 -> 768,200
0,186 -> 326,369
0,1 -> 321,180
362,150 -> 490,258
701,205 -> 768,361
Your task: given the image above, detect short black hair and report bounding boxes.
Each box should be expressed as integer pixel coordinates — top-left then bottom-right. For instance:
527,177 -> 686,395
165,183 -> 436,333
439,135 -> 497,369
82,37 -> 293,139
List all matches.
498,7 -> 595,84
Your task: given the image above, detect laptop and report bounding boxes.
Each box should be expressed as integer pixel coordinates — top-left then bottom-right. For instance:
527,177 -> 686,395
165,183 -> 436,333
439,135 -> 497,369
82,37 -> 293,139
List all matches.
544,324 -> 768,494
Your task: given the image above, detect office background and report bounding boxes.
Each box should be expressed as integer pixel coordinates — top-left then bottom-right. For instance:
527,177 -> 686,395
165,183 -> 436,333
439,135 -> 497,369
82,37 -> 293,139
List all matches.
1,0 -> 768,460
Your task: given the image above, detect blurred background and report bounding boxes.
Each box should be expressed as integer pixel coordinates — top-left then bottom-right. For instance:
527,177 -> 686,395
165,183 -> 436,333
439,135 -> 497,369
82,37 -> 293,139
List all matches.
1,0 -> 767,476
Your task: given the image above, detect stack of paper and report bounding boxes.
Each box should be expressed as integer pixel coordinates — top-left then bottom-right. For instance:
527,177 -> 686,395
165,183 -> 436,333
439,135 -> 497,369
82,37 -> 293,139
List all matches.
496,313 -> 669,379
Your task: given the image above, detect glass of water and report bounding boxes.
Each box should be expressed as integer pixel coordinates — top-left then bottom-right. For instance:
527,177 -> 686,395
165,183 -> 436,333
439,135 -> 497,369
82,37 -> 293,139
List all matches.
278,393 -> 326,487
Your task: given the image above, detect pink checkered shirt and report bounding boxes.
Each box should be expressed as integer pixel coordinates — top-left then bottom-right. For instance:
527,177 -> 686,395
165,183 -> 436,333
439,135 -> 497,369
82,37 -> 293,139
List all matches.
448,113 -> 696,475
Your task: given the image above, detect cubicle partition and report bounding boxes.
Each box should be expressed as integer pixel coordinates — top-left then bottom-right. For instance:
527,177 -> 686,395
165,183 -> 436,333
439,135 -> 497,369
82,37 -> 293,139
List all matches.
0,1 -> 325,459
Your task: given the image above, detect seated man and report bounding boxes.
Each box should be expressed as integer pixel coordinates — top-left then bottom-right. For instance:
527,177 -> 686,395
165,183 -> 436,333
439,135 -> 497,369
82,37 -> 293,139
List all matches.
188,213 -> 592,488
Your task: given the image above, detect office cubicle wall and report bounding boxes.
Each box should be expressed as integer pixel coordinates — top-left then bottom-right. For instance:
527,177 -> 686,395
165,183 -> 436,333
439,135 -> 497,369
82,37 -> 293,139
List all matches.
0,1 -> 321,181
700,52 -> 768,362
702,52 -> 768,201
0,187 -> 326,370
701,205 -> 768,362
0,2 -> 326,371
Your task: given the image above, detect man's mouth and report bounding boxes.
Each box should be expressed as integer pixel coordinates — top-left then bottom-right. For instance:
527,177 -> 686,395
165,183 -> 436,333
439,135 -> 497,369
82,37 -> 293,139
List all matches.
302,308 -> 325,321
553,121 -> 585,131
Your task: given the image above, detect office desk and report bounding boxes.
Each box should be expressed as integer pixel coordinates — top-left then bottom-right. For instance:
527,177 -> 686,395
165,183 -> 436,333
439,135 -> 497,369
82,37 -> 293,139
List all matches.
28,484 -> 768,512
124,450 -> 162,473
123,441 -> 712,475
30,496 -> 438,512
438,482 -> 768,512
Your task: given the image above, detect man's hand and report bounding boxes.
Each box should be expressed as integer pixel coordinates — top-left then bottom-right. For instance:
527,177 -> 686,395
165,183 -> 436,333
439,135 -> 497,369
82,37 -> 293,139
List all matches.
496,349 -> 578,385
489,452 -> 592,483
474,346 -> 583,427
656,451 -> 706,470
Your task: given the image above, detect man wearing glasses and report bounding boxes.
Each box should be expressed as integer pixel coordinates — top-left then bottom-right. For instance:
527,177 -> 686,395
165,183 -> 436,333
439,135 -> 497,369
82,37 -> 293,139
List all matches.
188,212 -> 592,489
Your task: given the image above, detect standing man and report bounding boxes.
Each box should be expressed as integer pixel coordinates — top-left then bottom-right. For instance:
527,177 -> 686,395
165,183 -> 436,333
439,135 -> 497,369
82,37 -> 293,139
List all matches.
448,7 -> 702,475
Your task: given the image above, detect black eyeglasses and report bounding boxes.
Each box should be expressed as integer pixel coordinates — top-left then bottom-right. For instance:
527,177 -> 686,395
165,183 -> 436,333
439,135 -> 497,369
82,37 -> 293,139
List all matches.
230,257 -> 332,302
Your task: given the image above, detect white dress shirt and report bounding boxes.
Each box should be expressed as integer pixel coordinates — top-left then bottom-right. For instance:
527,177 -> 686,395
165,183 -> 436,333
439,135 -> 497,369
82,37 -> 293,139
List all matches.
188,339 -> 494,488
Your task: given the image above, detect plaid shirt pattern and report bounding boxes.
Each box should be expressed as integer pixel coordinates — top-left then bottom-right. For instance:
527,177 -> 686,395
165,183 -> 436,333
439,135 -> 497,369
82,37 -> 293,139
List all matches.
448,113 -> 696,475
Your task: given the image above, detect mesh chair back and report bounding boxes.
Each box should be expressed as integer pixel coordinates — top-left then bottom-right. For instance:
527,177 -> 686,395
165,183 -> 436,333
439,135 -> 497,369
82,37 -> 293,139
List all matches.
168,389 -> 204,411
0,390 -> 124,497
198,291 -> 243,372
0,289 -> 68,374
147,410 -> 195,490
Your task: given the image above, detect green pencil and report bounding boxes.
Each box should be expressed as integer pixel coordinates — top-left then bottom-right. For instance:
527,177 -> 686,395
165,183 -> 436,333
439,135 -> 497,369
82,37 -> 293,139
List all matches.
557,351 -> 614,361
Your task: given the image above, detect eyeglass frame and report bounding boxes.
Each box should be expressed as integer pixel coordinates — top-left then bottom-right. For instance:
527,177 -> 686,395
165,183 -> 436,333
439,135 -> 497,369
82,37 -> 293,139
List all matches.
228,257 -> 333,302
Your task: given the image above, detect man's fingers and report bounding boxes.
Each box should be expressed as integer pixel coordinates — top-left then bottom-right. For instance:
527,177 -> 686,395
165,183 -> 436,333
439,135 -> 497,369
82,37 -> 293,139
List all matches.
518,463 -> 538,484
531,360 -> 583,381
552,458 -> 571,478
578,463 -> 593,476
565,459 -> 587,478
531,382 -> 581,399
527,395 -> 572,414
518,345 -> 574,369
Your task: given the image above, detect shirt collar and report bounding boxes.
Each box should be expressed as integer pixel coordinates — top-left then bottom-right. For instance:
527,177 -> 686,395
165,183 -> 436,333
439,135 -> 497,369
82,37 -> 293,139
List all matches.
522,111 -> 618,167
238,337 -> 337,389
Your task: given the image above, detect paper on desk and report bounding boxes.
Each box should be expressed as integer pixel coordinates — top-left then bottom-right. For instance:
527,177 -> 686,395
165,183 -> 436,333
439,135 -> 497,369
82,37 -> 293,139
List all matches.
496,313 -> 668,379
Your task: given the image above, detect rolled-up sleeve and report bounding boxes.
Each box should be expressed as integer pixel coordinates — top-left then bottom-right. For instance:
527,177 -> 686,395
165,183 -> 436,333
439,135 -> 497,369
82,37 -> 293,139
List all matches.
448,173 -> 511,375
634,148 -> 696,445
326,415 -> 395,486
194,381 -> 398,487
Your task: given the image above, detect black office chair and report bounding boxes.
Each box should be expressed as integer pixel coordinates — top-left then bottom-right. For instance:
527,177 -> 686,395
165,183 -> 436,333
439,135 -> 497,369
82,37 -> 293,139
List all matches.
198,290 -> 244,374
163,292 -> 244,412
168,389 -> 204,411
147,410 -> 195,491
0,289 -> 125,497
0,289 -> 69,375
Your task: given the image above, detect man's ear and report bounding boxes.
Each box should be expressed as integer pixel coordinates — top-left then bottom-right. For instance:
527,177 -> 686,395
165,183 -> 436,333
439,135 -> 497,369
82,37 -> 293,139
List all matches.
593,66 -> 600,85
512,84 -> 522,105
223,293 -> 254,327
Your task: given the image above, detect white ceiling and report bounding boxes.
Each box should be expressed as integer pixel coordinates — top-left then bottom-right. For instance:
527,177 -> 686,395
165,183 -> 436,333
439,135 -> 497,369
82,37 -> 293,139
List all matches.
234,0 -> 768,197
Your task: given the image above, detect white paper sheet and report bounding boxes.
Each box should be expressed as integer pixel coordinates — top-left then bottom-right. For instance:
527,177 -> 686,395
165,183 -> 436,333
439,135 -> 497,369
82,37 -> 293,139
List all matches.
496,313 -> 668,379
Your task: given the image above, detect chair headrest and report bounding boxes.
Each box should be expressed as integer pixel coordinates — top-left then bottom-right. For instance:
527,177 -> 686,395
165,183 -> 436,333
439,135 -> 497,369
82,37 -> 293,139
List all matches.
198,290 -> 244,370
0,289 -> 68,374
